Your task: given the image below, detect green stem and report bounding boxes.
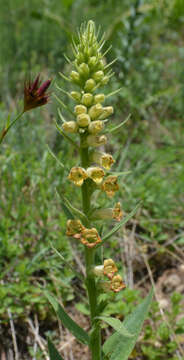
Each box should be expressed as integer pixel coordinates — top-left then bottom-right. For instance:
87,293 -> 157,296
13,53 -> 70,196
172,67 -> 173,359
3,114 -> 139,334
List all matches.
0,111 -> 24,145
80,141 -> 101,360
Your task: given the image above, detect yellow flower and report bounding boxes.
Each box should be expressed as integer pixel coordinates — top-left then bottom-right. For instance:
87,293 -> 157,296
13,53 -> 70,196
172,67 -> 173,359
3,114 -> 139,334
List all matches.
81,228 -> 102,248
101,176 -> 119,197
110,275 -> 126,293
94,94 -> 105,104
66,219 -> 84,239
103,259 -> 118,279
91,151 -> 115,170
99,106 -> 114,120
68,167 -> 88,186
88,103 -> 103,120
86,166 -> 105,185
86,134 -> 107,147
88,120 -> 104,134
112,202 -> 123,221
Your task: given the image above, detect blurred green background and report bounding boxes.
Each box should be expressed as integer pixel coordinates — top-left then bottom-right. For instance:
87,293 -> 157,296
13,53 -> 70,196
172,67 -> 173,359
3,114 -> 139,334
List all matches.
0,0 -> 184,359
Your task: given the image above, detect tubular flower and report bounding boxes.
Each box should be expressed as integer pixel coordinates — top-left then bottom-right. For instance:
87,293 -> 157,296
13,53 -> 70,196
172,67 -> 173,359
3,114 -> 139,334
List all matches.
86,134 -> 107,147
24,74 -> 51,112
99,106 -> 114,120
88,103 -> 103,120
81,228 -> 102,248
103,259 -> 118,279
66,219 -> 84,239
86,166 -> 105,185
101,176 -> 119,197
68,167 -> 88,186
110,275 -> 126,293
91,151 -> 115,170
62,121 -> 78,133
112,202 -> 123,221
88,120 -> 104,134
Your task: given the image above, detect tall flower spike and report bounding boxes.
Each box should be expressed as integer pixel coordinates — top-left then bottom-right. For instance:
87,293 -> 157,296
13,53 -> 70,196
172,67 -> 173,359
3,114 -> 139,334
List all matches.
24,74 -> 51,112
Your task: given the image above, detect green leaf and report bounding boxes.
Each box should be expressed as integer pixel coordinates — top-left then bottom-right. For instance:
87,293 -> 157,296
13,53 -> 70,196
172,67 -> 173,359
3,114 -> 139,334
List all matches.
50,244 -> 84,281
102,203 -> 141,242
46,144 -> 65,168
107,114 -> 131,134
55,189 -> 75,219
58,192 -> 88,223
45,292 -> 90,345
48,338 -> 64,360
98,316 -> 134,338
103,289 -> 153,360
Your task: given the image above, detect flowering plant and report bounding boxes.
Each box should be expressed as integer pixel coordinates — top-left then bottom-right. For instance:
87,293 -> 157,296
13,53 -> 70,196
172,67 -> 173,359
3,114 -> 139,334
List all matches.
46,21 -> 153,360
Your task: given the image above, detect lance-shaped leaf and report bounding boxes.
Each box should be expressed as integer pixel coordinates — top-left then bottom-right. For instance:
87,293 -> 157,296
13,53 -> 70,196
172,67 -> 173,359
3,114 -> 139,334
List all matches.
56,189 -> 74,219
97,316 -> 134,338
102,202 -> 140,242
50,244 -> 84,281
48,338 -> 64,360
46,144 -> 65,169
103,289 -> 153,360
107,114 -> 131,134
56,188 -> 88,222
45,292 -> 90,345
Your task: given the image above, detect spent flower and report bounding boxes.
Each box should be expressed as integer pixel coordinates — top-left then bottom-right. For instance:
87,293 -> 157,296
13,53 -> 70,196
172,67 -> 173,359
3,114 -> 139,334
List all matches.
81,228 -> 102,248
101,176 -> 119,197
66,219 -> 84,239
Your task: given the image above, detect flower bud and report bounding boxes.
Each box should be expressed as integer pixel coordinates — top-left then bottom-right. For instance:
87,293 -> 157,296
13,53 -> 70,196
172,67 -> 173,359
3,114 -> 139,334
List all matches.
88,56 -> 97,67
97,59 -> 106,70
93,71 -> 104,82
74,104 -> 87,115
86,134 -> 107,147
88,120 -> 104,134
68,167 -> 88,186
88,103 -> 103,120
70,71 -> 80,83
62,121 -> 78,133
81,93 -> 93,107
110,275 -> 126,293
101,176 -> 119,197
78,63 -> 90,77
81,228 -> 102,248
93,265 -> 104,277
70,91 -> 81,102
84,79 -> 96,92
66,219 -> 84,239
104,259 -> 118,279
86,166 -> 105,185
77,113 -> 91,127
99,106 -> 114,120
94,94 -> 105,104
100,75 -> 109,85
91,151 -> 115,170
76,53 -> 85,64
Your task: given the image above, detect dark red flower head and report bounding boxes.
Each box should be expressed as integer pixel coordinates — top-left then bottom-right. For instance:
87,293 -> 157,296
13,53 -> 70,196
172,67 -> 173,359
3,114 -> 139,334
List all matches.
24,74 -> 51,112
